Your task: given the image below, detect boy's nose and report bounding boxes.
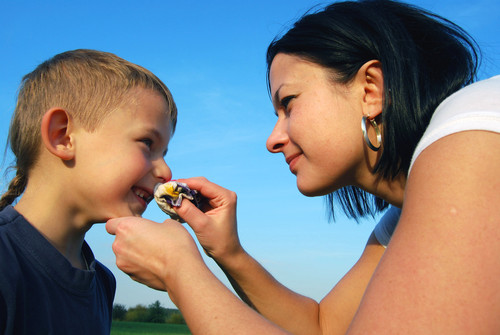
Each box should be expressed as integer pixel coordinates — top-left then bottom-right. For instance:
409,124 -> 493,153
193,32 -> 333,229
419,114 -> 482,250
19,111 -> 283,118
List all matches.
266,119 -> 287,153
153,158 -> 172,183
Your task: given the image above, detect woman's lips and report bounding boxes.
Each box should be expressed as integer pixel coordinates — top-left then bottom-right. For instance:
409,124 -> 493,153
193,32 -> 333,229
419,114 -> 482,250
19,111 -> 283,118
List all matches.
286,153 -> 301,174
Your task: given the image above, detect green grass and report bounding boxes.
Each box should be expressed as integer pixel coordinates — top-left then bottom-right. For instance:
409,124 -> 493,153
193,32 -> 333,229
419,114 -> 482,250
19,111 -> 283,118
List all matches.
111,321 -> 191,335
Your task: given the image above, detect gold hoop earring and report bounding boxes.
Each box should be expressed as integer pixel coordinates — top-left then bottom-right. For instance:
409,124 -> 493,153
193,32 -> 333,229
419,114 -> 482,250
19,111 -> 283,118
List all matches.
361,115 -> 381,151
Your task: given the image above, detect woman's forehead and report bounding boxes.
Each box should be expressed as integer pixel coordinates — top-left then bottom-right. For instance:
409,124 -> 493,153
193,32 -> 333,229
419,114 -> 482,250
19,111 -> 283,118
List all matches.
270,54 -> 329,92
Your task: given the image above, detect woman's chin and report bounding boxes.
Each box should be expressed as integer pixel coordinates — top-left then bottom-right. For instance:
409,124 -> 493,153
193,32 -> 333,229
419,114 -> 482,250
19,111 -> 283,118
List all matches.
297,182 -> 332,197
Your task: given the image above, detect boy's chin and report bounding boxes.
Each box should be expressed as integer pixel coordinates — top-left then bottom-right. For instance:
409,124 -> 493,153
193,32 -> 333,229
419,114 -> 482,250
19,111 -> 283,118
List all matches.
102,208 -> 145,221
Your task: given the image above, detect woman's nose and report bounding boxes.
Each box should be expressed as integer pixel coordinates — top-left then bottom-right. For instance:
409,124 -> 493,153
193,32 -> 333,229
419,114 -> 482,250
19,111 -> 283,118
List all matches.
153,158 -> 172,183
266,119 -> 288,153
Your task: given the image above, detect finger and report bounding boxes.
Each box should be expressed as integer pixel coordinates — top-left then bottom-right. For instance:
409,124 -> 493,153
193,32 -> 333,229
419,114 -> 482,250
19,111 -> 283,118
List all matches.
177,177 -> 229,201
179,177 -> 237,212
175,197 -> 210,232
105,218 -> 119,235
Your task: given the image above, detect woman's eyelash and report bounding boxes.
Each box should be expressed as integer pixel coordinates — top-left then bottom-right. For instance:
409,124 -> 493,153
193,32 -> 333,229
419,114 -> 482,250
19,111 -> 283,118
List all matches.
280,95 -> 295,109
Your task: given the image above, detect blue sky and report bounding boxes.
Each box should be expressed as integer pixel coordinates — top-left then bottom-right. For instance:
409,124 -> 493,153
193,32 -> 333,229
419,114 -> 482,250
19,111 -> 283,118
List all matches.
1,0 -> 499,309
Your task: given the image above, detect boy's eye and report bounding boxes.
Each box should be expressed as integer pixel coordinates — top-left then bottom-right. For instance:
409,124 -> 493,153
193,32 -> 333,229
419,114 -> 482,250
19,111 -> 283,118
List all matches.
140,138 -> 153,149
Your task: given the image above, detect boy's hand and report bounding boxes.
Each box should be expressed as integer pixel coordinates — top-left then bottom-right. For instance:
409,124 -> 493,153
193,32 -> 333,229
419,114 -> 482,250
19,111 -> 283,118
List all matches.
174,177 -> 245,265
106,216 -> 202,294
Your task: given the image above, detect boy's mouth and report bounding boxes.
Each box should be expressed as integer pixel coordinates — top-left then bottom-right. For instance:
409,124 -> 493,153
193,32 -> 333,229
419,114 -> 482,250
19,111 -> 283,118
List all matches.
133,187 -> 154,204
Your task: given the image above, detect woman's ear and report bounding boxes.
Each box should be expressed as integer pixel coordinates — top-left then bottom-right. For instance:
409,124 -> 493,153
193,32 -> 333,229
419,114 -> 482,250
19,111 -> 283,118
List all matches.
358,60 -> 384,119
40,108 -> 75,161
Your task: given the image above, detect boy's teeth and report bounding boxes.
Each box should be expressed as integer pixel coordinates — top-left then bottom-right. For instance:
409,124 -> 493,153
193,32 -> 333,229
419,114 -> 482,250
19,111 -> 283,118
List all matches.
134,188 -> 153,203
135,189 -> 146,199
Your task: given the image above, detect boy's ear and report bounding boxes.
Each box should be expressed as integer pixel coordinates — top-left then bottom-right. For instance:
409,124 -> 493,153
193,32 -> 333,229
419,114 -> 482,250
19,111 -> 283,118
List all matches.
358,60 -> 384,119
40,108 -> 75,161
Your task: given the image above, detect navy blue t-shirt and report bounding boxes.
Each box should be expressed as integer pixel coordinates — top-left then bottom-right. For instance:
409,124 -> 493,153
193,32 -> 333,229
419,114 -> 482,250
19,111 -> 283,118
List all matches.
0,206 -> 116,334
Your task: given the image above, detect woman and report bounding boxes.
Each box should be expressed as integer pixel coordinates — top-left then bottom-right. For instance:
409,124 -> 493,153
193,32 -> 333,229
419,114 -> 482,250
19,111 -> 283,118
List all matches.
106,1 -> 500,334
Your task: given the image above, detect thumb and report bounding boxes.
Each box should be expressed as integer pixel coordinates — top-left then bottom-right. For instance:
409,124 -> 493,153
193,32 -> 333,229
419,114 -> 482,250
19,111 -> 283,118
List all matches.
105,218 -> 119,235
175,199 -> 208,232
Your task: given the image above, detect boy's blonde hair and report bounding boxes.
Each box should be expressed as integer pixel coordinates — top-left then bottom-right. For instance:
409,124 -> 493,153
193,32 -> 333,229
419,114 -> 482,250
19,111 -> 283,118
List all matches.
1,49 -> 177,210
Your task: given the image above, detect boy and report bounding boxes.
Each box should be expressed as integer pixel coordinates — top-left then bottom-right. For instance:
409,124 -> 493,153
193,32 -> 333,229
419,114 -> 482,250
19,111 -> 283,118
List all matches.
0,49 -> 176,334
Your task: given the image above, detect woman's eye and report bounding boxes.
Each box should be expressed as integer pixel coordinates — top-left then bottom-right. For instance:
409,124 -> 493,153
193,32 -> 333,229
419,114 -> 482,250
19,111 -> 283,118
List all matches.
280,95 -> 295,110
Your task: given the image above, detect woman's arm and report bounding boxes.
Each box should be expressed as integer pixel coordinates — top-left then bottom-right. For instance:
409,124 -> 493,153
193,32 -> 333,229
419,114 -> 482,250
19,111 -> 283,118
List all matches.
347,130 -> 500,334
106,217 -> 290,335
175,178 -> 386,335
206,232 -> 384,335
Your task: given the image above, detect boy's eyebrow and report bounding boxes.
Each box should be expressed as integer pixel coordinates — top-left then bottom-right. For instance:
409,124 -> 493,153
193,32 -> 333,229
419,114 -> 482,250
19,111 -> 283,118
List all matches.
159,131 -> 171,158
146,127 -> 169,152
149,128 -> 164,139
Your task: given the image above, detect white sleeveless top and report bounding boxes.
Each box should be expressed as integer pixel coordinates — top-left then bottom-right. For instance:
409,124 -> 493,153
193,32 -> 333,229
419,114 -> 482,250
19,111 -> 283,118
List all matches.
374,75 -> 500,247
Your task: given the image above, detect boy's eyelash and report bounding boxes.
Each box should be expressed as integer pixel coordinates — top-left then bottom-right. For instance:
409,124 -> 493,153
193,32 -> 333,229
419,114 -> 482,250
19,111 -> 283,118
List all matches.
141,138 -> 153,148
141,138 -> 169,157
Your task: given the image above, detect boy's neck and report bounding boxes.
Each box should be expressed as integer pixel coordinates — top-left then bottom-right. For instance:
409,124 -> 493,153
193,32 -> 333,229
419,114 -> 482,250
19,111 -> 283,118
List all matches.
14,182 -> 91,270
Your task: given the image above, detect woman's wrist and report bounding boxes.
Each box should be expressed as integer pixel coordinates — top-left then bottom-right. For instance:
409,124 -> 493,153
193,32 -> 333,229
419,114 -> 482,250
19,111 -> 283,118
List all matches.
164,249 -> 209,301
215,246 -> 252,279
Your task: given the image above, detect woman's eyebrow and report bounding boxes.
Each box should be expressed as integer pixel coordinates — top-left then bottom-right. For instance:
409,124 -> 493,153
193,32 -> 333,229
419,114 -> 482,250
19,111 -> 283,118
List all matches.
273,85 -> 284,107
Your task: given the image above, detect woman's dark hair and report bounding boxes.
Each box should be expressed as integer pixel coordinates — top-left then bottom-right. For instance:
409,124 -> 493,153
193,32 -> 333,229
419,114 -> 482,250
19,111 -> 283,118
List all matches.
266,0 -> 480,220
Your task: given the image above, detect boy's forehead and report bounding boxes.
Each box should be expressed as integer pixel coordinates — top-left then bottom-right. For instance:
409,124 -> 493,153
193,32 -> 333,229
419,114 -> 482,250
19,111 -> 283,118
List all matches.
99,103 -> 173,141
112,86 -> 176,134
128,87 -> 172,111
123,90 -> 173,127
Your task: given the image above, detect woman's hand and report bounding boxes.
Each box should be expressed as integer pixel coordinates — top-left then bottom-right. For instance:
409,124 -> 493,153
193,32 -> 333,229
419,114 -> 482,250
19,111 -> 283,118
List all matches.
174,177 -> 244,265
105,216 -> 203,294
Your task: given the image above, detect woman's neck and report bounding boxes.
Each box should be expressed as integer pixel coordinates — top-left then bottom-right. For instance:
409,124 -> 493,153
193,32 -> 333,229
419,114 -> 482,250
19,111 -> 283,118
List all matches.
359,172 -> 406,208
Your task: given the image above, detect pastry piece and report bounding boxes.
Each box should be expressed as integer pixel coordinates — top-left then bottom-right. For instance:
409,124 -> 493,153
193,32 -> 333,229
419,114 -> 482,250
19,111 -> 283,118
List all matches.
154,181 -> 201,222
